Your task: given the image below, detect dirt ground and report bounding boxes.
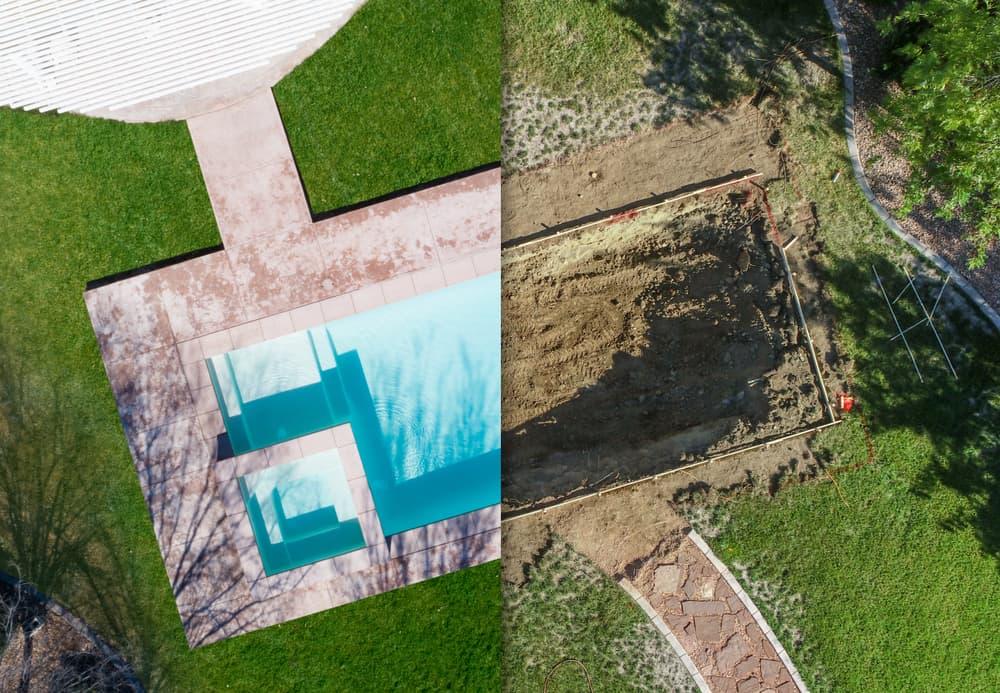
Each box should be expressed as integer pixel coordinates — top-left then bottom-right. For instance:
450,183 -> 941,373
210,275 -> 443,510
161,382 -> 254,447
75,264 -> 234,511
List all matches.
501,102 -> 780,244
502,432 -> 819,586
502,194 -> 825,509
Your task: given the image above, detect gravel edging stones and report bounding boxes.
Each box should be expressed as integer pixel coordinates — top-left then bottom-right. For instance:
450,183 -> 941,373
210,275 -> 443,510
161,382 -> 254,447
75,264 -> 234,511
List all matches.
822,0 -> 1000,333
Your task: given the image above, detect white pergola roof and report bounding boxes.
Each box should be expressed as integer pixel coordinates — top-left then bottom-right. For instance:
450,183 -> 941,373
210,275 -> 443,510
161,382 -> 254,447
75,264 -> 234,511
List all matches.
0,0 -> 361,115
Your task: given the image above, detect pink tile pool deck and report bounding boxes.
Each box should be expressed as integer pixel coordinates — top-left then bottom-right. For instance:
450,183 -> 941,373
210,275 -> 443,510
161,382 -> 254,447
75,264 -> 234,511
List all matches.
85,89 -> 500,647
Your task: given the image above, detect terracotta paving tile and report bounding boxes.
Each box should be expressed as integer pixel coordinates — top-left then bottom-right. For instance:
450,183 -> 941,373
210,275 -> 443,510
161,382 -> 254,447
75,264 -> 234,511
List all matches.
472,248 -> 501,276
331,424 -> 354,447
229,320 -> 264,349
233,450 -> 269,477
347,478 -> 375,515
187,90 -> 296,180
337,444 -> 365,480
201,157 -> 311,247
128,416 -> 215,490
290,302 -> 325,330
226,512 -> 256,551
212,457 -> 237,485
442,257 -> 477,286
366,542 -> 390,567
410,264 -> 447,294
298,428 -> 336,457
176,339 -> 205,364
197,410 -> 226,440
108,346 -> 195,434
255,583 -> 337,627
157,252 -> 246,342
181,593 -> 262,648
358,510 -> 385,547
313,195 -> 437,295
199,328 -> 234,358
349,284 -> 384,313
328,561 -> 402,606
164,526 -> 248,611
227,226 -> 328,318
415,167 -> 500,263
265,439 -> 302,466
248,554 -> 351,601
381,274 -> 416,304
399,529 -> 500,581
218,478 -> 245,516
145,468 -> 226,553
84,275 -> 173,363
182,359 -> 213,391
319,294 -> 354,322
258,311 -> 294,340
389,505 -> 500,558
234,533 -> 266,582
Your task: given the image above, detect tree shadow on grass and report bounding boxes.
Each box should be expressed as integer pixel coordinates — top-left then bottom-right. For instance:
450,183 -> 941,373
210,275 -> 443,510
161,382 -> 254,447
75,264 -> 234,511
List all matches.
605,0 -> 833,123
820,254 -> 1000,564
0,340 -> 161,687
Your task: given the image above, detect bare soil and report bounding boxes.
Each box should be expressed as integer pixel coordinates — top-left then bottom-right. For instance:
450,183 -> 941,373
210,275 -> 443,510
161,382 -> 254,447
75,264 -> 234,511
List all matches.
502,195 -> 825,510
502,102 -> 780,244
502,432 -> 822,587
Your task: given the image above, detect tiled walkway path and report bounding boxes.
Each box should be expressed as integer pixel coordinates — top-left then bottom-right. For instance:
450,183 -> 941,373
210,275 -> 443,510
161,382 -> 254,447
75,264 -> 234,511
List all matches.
628,533 -> 806,692
86,88 -> 500,646
512,487 -> 806,692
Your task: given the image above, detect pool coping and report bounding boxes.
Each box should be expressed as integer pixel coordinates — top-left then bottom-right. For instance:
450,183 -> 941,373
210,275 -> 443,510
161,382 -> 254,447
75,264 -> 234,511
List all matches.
84,92 -> 500,646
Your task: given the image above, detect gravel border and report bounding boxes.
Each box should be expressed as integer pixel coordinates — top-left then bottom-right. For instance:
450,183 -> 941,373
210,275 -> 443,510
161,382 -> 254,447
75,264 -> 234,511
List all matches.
823,0 -> 1000,333
618,578 -> 711,693
0,571 -> 143,691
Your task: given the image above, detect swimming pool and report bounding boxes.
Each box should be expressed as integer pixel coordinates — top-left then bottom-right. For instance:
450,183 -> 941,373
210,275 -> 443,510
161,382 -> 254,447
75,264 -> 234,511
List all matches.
238,450 -> 365,575
210,272 -> 499,547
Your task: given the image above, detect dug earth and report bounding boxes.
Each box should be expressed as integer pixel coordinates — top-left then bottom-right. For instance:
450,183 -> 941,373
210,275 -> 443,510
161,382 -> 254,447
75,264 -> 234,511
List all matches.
502,195 -> 823,509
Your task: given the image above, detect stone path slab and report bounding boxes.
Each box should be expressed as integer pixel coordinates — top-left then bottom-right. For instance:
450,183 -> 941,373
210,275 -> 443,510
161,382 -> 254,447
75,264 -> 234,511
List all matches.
509,487 -> 805,692
629,533 -> 806,693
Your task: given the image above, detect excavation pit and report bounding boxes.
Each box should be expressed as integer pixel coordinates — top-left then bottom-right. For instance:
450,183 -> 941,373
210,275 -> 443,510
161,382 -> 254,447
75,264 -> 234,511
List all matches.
502,194 -> 824,510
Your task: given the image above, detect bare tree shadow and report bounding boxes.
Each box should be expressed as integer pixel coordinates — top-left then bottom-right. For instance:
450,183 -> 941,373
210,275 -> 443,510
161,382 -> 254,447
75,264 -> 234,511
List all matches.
337,508 -> 499,606
0,341 -> 150,688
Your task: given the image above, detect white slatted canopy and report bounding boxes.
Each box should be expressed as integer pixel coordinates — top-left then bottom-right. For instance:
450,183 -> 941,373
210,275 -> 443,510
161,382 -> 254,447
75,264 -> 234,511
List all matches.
0,0 -> 361,115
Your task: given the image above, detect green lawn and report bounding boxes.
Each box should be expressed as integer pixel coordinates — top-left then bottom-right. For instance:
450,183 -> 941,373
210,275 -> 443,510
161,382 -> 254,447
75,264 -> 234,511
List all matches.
275,0 -> 500,215
504,0 -> 828,103
0,0 -> 500,689
503,537 -> 696,693
702,17 -> 1000,692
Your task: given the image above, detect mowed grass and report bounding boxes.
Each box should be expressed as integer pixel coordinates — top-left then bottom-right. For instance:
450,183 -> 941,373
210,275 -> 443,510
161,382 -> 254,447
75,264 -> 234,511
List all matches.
0,0 -> 501,689
503,538 -> 695,693
705,24 -> 1000,692
503,0 -> 649,97
504,0 -> 828,102
275,0 -> 500,214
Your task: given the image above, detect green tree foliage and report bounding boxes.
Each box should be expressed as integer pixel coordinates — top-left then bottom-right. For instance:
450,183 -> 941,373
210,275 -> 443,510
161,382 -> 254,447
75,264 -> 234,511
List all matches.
881,0 -> 1000,267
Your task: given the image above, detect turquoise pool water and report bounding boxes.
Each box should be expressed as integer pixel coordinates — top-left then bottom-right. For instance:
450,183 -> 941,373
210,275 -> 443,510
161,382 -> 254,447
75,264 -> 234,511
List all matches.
238,451 -> 365,575
210,272 -> 500,542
